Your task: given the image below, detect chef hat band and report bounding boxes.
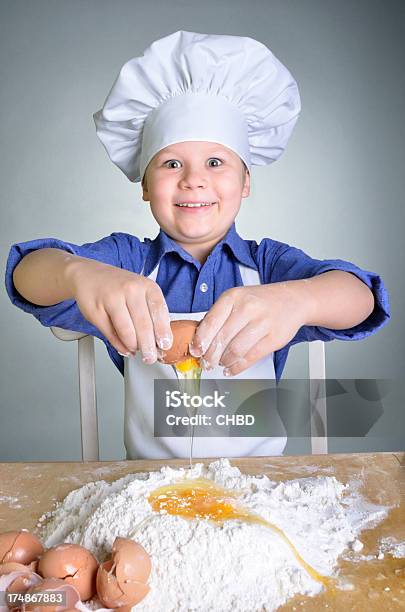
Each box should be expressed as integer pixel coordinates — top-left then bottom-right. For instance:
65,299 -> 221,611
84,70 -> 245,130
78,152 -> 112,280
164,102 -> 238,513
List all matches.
93,30 -> 301,183
140,92 -> 251,183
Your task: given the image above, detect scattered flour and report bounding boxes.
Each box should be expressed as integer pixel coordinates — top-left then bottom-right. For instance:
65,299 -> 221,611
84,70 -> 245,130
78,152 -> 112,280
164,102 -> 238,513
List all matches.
37,459 -> 390,612
0,495 -> 24,509
379,536 -> 405,559
350,538 -> 364,552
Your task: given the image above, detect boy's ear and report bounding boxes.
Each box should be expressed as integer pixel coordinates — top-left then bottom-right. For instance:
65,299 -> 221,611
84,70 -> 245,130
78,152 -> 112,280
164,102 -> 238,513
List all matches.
141,178 -> 150,202
241,169 -> 250,198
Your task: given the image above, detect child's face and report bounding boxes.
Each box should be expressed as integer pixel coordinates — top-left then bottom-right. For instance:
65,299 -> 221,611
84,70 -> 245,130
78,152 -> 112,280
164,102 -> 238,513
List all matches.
141,141 -> 250,251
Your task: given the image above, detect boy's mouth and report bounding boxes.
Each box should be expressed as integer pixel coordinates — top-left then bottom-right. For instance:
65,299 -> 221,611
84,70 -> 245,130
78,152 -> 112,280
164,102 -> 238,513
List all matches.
174,202 -> 217,210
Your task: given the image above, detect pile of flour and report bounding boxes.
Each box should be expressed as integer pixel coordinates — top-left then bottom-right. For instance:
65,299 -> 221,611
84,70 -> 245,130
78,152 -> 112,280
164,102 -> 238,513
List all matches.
37,459 -> 390,612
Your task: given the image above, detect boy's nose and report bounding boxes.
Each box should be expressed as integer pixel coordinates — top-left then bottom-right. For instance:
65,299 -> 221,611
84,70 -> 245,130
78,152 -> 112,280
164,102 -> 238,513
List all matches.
179,171 -> 208,189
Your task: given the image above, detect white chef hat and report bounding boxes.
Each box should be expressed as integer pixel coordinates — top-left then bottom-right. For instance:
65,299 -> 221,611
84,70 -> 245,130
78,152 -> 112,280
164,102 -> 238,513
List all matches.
93,30 -> 301,184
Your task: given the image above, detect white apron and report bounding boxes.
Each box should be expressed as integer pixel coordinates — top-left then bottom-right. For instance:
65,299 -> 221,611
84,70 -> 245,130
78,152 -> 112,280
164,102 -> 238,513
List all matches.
124,262 -> 287,459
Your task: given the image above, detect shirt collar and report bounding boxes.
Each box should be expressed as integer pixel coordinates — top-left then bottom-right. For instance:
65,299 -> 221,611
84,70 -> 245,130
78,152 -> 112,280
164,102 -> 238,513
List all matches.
142,222 -> 256,277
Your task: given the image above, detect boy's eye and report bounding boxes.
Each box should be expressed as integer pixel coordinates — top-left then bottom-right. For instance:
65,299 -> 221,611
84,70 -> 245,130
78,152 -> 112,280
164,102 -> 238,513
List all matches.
163,158 -> 223,169
164,160 -> 181,169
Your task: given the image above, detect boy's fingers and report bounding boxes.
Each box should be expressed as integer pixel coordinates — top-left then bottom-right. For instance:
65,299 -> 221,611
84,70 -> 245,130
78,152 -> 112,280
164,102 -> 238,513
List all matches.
202,310 -> 254,368
107,303 -> 138,353
130,302 -> 158,364
219,320 -> 268,368
146,289 -> 173,350
190,292 -> 234,357
96,308 -> 136,356
222,334 -> 274,376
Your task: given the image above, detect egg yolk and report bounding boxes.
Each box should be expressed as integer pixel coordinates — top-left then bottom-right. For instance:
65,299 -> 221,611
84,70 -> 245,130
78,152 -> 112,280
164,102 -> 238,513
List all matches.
175,357 -> 201,373
149,478 -> 237,520
149,478 -> 334,590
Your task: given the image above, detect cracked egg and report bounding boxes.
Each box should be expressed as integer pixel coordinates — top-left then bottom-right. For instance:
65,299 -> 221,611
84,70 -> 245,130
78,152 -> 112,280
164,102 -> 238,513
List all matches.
37,543 -> 98,601
23,577 -> 81,612
96,537 -> 151,608
159,320 -> 201,372
0,530 -> 43,566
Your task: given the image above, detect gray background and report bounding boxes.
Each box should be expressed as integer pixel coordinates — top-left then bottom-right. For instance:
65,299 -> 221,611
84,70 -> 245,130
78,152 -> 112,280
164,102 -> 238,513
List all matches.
1,0 -> 403,461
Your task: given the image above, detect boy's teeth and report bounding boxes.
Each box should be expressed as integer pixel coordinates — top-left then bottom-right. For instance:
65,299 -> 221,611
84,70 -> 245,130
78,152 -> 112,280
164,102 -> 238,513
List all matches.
176,202 -> 214,207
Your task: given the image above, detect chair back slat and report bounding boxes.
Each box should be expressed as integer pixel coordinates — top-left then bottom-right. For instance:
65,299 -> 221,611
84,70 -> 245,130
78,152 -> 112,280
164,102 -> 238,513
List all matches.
51,328 -> 99,460
308,340 -> 328,455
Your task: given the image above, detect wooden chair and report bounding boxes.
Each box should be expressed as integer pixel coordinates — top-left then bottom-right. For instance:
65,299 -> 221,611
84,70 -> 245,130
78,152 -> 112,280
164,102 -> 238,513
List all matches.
50,327 -> 327,460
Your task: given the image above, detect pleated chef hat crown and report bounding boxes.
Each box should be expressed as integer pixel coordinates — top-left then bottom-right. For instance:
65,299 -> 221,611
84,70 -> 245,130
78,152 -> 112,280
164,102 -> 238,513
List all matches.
93,30 -> 301,184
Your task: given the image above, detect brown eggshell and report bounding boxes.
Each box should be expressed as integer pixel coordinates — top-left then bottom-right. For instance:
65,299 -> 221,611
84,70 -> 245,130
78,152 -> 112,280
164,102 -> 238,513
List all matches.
117,581 -> 150,609
96,559 -> 123,608
112,538 -> 151,585
0,568 -> 42,606
159,320 -> 199,364
96,558 -> 149,609
23,577 -> 81,612
6,570 -> 39,594
0,532 -> 17,561
117,579 -> 149,608
0,562 -> 32,575
38,544 -> 98,601
0,531 -> 44,565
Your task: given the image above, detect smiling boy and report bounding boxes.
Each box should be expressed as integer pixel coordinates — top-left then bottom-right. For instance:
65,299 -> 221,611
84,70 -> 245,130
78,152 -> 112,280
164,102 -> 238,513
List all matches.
5,31 -> 390,459
143,141 -> 249,264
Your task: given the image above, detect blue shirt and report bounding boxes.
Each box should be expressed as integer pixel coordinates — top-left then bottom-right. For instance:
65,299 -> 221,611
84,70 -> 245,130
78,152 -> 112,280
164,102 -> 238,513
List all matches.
5,222 -> 390,381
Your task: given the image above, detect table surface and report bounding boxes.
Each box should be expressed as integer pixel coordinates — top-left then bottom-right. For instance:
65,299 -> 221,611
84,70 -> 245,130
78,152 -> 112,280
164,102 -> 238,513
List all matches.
0,452 -> 404,611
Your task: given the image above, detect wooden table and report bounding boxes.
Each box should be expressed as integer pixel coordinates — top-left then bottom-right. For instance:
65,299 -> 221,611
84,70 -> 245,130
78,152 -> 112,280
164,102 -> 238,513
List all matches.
0,452 -> 404,611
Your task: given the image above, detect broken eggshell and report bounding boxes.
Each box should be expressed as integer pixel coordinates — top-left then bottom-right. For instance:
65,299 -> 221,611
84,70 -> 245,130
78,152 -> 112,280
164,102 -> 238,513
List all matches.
22,577 -> 81,612
0,531 -> 43,565
0,563 -> 36,576
38,544 -> 98,602
0,569 -> 42,612
159,320 -> 199,365
112,538 -> 151,585
96,538 -> 151,608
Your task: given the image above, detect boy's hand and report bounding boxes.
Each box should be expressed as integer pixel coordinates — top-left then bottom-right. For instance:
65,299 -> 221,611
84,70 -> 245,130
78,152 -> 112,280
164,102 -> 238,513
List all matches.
189,282 -> 313,376
67,258 -> 173,362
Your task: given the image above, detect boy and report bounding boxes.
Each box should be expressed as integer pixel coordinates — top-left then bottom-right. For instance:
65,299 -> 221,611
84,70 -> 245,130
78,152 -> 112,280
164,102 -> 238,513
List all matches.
5,31 -> 390,459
